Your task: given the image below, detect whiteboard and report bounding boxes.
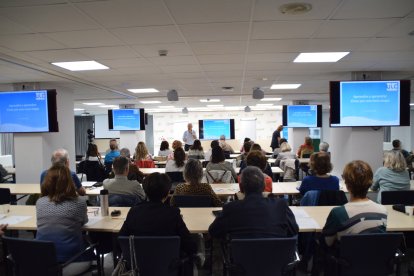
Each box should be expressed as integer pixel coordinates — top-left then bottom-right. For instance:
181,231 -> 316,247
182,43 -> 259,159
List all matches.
239,118 -> 256,142
94,114 -> 120,139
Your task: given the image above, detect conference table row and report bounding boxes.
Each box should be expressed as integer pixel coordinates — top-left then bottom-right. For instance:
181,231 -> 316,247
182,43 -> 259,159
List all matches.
1,205 -> 413,234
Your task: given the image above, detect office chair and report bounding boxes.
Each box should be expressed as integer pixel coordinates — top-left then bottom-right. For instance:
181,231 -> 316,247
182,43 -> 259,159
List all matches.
109,194 -> 141,207
118,236 -> 186,276
3,236 -> 99,276
0,188 -> 13,205
135,160 -> 155,168
381,190 -> 414,205
172,195 -> 212,207
224,237 -> 299,276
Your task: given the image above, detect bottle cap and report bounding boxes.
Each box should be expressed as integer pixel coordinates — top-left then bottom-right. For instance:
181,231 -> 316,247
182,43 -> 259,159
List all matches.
100,189 -> 109,195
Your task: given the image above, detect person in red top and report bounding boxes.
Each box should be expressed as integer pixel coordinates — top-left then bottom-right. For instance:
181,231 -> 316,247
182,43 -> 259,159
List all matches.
238,150 -> 272,193
297,136 -> 314,158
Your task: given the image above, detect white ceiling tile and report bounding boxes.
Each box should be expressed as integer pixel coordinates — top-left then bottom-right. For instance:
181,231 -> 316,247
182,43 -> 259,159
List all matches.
24,49 -> 88,62
149,56 -> 197,66
206,71 -> 243,78
357,37 -> 414,51
377,18 -> 414,37
252,21 -> 322,39
160,64 -> 202,73
132,43 -> 193,57
98,58 -> 152,68
0,33 -> 65,51
305,38 -> 369,52
114,66 -> 163,75
180,22 -> 249,42
197,54 -> 244,64
0,1 -> 65,8
190,41 -> 247,55
77,46 -> 140,59
0,16 -> 32,34
168,72 -> 205,79
246,62 -> 289,71
46,29 -> 121,48
111,26 -> 184,44
165,0 -> 251,24
315,18 -> 400,38
332,0 -> 414,19
247,53 -> 296,63
77,0 -> 172,28
202,63 -> 244,72
249,39 -> 310,53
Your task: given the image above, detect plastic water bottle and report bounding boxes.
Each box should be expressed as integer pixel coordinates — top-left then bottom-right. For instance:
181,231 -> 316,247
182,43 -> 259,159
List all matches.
100,189 -> 109,216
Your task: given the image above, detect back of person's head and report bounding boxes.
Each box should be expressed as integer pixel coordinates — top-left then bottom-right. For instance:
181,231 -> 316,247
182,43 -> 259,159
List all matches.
113,156 -> 129,175
342,160 -> 373,199
210,140 -> 219,148
243,137 -> 251,143
142,173 -> 171,202
160,141 -> 169,151
246,150 -> 267,171
191,139 -> 203,151
51,148 -> 69,166
220,135 -> 226,141
392,139 -> 401,149
120,148 -> 131,159
277,125 -> 283,131
243,141 -> 253,153
211,146 -> 225,163
41,164 -> 77,203
109,139 -> 118,151
174,147 -> 186,167
172,140 -> 183,150
305,136 -> 313,146
240,166 -> 265,195
251,143 -> 262,152
86,143 -> 99,158
383,150 -> 406,172
183,159 -> 203,185
319,142 -> 330,152
280,142 -> 291,152
135,141 -> 149,160
279,138 -> 287,145
310,152 -> 332,175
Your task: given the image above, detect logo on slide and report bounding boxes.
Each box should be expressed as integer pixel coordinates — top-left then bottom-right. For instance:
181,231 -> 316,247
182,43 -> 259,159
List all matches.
35,92 -> 46,101
386,82 -> 398,92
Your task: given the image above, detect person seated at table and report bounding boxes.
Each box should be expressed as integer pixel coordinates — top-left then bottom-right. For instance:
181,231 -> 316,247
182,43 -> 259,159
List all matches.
219,135 -> 235,154
103,156 -> 146,201
40,148 -> 86,196
272,138 -> 287,158
372,150 -> 410,203
104,139 -> 120,164
251,143 -> 268,156
240,137 -> 251,153
205,146 -> 237,181
158,140 -> 172,157
188,139 -> 205,160
319,142 -> 330,153
166,147 -> 187,173
170,159 -> 223,207
204,140 -> 219,162
297,136 -> 314,158
107,148 -> 144,182
238,151 -> 272,193
37,164 -> 93,275
119,172 -> 197,257
274,142 -> 297,167
78,143 -> 106,182
209,166 -> 298,239
392,139 -> 410,159
134,141 -> 153,161
239,145 -> 272,178
298,152 -> 339,196
167,140 -> 184,161
236,141 -> 253,167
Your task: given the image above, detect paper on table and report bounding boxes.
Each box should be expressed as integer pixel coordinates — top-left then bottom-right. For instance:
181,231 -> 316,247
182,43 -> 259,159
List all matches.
292,208 -> 311,218
85,217 -> 101,227
82,181 -> 97,187
0,215 -> 32,225
296,217 -> 320,229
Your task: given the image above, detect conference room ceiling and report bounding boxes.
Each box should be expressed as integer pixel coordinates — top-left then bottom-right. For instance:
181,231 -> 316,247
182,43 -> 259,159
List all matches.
0,0 -> 413,115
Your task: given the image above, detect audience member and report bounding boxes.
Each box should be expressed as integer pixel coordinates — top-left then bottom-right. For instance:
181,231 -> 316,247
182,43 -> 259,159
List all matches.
319,142 -> 330,153
206,146 -> 237,181
103,156 -> 146,200
188,139 -> 205,160
40,148 -> 85,196
85,143 -> 102,162
158,141 -> 172,157
372,150 -> 410,203
134,141 -> 152,161
239,144 -> 272,177
392,139 -> 410,159
78,143 -> 106,182
240,137 -> 251,153
236,141 -> 253,166
0,224 -> 7,235
272,138 -> 287,158
104,139 -> 120,164
238,151 -> 272,193
209,166 -> 298,239
298,152 -> 339,195
167,140 -> 183,160
37,165 -> 92,275
270,125 -> 284,151
171,159 -> 223,207
274,142 -> 296,167
165,147 -> 187,172
219,135 -> 235,154
297,136 -> 314,158
204,140 -> 219,161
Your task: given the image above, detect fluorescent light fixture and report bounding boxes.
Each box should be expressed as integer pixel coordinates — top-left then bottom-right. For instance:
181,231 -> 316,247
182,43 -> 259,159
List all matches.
99,105 -> 118,108
83,102 -> 103,106
128,88 -> 159,93
52,60 -> 109,71
200,99 -> 220,103
207,104 -> 224,107
73,108 -> 84,111
271,84 -> 301,89
140,100 -> 161,104
256,103 -> 274,107
410,103 -> 414,106
294,52 -> 349,63
159,105 -> 174,108
260,98 -> 282,101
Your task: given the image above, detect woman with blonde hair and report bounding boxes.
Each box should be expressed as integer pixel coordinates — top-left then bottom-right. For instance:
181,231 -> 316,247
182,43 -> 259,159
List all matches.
134,141 -> 152,161
372,150 -> 410,203
275,142 -> 296,166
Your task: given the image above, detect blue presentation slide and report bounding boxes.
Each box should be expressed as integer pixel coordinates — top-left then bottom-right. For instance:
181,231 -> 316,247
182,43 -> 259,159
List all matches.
112,109 -> 140,130
287,105 -> 317,127
338,81 -> 400,126
203,119 -> 230,139
0,90 -> 49,132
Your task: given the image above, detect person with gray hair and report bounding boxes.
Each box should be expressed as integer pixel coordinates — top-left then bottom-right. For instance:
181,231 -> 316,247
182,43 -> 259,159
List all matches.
319,142 -> 330,153
372,150 -> 410,203
40,148 -> 86,196
108,148 -> 144,182
219,134 -> 235,154
170,159 -> 223,207
209,166 -> 298,239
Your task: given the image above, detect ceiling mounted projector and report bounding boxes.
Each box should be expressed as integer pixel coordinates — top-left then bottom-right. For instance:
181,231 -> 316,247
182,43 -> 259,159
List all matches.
244,106 -> 251,112
252,88 -> 264,99
182,107 -> 188,114
167,89 -> 179,101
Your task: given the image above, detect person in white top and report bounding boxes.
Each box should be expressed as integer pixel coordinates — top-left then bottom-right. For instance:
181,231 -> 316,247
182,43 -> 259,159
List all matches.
183,123 -> 197,151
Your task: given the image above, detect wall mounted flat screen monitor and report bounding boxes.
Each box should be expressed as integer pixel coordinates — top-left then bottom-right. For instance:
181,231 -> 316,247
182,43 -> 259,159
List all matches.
282,105 -> 322,127
0,90 -> 58,133
108,108 -> 145,131
330,80 -> 410,127
199,119 -> 235,140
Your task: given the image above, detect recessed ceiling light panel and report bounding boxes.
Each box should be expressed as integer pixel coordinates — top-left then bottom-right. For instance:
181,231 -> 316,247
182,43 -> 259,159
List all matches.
83,102 -> 103,106
128,88 -> 159,93
294,52 -> 349,63
271,84 -> 301,89
261,98 -> 282,101
140,100 -> 161,104
52,61 -> 109,71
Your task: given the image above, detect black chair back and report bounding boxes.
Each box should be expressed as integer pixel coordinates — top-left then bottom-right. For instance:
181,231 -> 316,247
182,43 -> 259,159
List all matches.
109,194 -> 141,207
173,195 -> 212,207
166,172 -> 185,183
3,236 -> 59,276
118,236 -> 181,276
0,188 -> 11,204
338,233 -> 403,276
317,190 -> 348,206
78,160 -> 107,182
381,190 -> 414,205
229,237 -> 298,276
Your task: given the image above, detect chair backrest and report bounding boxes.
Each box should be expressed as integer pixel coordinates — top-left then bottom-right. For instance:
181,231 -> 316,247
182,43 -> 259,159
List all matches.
135,160 -> 155,168
166,172 -> 185,183
79,160 -> 107,182
381,190 -> 414,205
3,236 -> 59,276
338,233 -> 403,276
0,188 -> 11,204
317,190 -> 348,206
279,159 -> 297,181
230,237 -> 298,276
173,195 -> 212,207
204,170 -> 235,184
109,194 -> 141,207
118,236 -> 181,276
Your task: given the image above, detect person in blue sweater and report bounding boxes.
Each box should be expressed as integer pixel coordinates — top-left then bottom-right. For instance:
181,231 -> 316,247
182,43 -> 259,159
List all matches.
298,152 -> 339,195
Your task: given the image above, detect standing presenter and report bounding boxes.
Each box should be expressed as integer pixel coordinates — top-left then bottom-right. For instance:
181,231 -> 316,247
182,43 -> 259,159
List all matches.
183,123 -> 197,151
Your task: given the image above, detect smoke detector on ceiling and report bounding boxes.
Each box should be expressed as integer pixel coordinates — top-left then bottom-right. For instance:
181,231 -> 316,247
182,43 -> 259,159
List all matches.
279,3 -> 312,15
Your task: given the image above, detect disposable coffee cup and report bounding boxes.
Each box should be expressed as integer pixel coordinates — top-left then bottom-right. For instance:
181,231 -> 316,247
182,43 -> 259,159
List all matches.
405,206 -> 414,217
